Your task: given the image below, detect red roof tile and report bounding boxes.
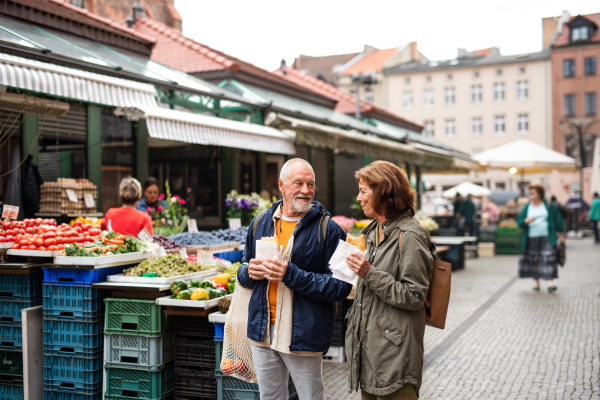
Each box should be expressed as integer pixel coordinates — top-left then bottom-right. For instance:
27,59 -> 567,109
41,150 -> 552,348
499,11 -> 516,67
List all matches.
343,47 -> 398,75
553,13 -> 600,47
273,66 -> 422,130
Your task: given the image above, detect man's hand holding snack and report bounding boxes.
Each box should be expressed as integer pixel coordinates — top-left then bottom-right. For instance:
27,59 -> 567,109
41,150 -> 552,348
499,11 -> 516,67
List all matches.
263,258 -> 288,282
248,258 -> 268,280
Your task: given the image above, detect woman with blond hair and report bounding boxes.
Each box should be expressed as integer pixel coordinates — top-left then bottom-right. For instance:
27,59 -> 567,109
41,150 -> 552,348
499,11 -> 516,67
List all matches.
100,177 -> 153,237
345,161 -> 434,400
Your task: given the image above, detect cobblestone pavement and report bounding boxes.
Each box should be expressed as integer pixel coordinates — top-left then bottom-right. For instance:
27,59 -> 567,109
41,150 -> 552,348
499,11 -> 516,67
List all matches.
323,239 -> 600,399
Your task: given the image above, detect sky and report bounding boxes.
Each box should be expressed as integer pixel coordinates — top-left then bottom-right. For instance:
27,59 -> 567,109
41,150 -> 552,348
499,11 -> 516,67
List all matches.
175,0 -> 599,71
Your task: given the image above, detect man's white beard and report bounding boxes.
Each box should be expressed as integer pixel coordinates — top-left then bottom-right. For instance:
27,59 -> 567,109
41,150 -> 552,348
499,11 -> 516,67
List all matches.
291,195 -> 313,213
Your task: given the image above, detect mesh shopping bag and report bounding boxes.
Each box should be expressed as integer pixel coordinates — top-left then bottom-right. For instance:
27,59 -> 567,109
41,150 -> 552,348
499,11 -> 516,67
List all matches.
220,280 -> 257,383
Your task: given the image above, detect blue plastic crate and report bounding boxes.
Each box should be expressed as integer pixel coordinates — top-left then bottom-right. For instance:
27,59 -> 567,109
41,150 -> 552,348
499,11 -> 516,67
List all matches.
43,285 -> 105,322
213,322 -> 224,341
43,344 -> 103,359
0,384 -> 23,400
43,319 -> 103,354
43,265 -> 128,286
0,275 -> 42,302
43,380 -> 102,397
213,250 -> 243,262
43,355 -> 103,387
43,392 -> 101,400
0,326 -> 23,351
0,298 -> 42,325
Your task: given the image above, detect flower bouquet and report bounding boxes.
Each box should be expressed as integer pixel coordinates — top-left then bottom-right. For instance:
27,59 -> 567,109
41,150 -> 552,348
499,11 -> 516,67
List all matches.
226,191 -> 271,226
151,180 -> 189,236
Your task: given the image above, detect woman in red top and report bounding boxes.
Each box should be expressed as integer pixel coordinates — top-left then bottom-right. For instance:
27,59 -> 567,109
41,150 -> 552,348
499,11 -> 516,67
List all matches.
100,177 -> 153,238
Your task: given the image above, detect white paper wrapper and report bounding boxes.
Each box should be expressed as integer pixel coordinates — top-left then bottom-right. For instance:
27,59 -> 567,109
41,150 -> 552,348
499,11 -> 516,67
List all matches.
255,240 -> 282,260
328,239 -> 367,285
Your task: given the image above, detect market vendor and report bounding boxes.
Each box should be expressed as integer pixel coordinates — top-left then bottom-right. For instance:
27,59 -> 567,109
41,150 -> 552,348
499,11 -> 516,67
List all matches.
137,177 -> 168,215
101,177 -> 153,237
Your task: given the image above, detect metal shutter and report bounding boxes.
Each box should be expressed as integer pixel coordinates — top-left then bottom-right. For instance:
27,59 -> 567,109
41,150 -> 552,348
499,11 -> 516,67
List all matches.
314,148 -> 330,210
295,144 -> 310,162
0,110 -> 21,138
40,103 -> 87,143
334,153 -> 363,217
38,152 -> 61,182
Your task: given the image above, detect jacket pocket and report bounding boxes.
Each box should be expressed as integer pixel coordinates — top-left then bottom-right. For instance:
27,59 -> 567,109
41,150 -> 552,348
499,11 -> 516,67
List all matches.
376,313 -> 404,346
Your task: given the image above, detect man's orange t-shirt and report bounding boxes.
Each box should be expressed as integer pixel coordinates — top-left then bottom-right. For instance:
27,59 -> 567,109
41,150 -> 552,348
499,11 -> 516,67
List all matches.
100,207 -> 153,238
268,216 -> 298,324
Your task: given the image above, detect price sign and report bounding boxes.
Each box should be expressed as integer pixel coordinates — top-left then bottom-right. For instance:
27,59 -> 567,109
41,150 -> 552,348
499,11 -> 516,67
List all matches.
65,189 -> 78,203
179,247 -> 188,259
155,246 -> 167,259
138,229 -> 154,243
84,193 -> 95,208
197,250 -> 214,265
1,205 -> 19,219
228,218 -> 241,230
187,219 -> 198,233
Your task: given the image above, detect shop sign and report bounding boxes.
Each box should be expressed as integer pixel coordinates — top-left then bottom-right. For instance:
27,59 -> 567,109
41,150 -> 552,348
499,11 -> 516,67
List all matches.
187,219 -> 198,233
65,189 -> 78,203
1,205 -> 19,219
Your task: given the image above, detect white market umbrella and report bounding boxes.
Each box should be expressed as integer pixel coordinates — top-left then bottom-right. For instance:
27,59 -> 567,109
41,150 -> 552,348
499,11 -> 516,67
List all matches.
473,138 -> 577,174
443,182 -> 491,198
592,137 -> 600,195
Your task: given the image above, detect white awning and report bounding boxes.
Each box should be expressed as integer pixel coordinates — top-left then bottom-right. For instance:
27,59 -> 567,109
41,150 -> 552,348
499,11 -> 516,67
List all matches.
0,52 -> 157,109
129,106 -> 296,155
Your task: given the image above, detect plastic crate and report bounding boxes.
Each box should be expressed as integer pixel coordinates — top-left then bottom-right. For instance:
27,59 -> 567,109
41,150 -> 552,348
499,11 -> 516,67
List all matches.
105,361 -> 174,400
43,285 -> 105,322
0,374 -> 21,387
214,340 -> 222,374
213,251 -> 243,262
477,230 -> 497,243
43,320 -> 103,354
174,343 -> 215,377
495,243 -> 521,255
104,299 -> 171,337
0,384 -> 23,400
0,274 -> 42,302
0,297 -> 42,325
174,316 -> 213,344
174,375 -> 216,400
213,323 -> 224,341
43,343 -> 103,359
0,351 -> 22,377
43,355 -> 103,388
43,392 -> 101,400
105,393 -> 174,400
43,265 -> 128,286
0,326 -> 23,351
104,332 -> 174,371
216,374 -> 296,400
323,346 -> 345,363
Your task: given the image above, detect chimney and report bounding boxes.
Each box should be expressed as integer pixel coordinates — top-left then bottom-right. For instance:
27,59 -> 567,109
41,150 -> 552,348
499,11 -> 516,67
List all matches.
280,59 -> 287,74
410,42 -> 419,61
126,1 -> 147,28
542,11 -> 571,48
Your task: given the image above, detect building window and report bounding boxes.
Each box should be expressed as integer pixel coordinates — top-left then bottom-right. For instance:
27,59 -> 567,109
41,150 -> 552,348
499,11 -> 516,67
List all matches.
571,26 -> 589,42
447,74 -> 453,81
517,80 -> 529,101
471,84 -> 482,104
70,0 -> 86,7
472,117 -> 483,137
426,76 -> 431,83
423,89 -> 434,108
402,90 -> 413,110
496,69 -> 502,76
494,115 -> 506,136
405,78 -> 411,84
444,87 -> 455,106
364,88 -> 374,102
585,57 -> 596,76
474,72 -> 479,78
471,148 -> 483,156
585,92 -> 597,116
519,67 -> 526,74
517,114 -> 529,134
564,59 -> 575,78
496,182 -> 506,190
424,120 -> 434,138
564,94 -> 576,117
494,83 -> 505,102
445,119 -> 456,139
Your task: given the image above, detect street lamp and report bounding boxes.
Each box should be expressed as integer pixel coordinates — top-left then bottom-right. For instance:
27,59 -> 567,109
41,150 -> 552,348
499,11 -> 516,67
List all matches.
351,71 -> 378,120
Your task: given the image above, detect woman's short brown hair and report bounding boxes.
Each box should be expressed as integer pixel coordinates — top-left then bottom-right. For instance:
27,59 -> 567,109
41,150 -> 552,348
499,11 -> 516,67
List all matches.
528,184 -> 545,199
355,161 -> 416,218
120,177 -> 142,205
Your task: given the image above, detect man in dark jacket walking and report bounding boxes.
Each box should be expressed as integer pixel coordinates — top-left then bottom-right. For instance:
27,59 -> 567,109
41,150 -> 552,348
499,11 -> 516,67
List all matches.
237,158 -> 351,400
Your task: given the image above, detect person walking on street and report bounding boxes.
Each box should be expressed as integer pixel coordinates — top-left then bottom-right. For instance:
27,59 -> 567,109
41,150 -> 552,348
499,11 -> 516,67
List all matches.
517,184 -> 565,292
590,192 -> 600,244
459,194 -> 476,236
453,193 -> 463,235
237,158 -> 352,400
345,161 -> 434,400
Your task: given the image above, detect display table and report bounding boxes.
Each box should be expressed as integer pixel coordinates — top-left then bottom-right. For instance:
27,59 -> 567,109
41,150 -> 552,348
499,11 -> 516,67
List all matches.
431,236 -> 477,271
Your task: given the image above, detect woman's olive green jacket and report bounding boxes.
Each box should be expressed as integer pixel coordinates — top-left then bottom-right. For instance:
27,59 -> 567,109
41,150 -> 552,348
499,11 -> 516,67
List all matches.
345,212 -> 434,397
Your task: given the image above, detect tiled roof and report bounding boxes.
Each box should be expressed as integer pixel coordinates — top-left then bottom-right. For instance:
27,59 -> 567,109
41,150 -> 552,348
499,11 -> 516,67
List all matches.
553,13 -> 600,47
130,17 -> 316,93
12,0 -> 156,45
294,53 -> 359,84
343,47 -> 398,75
272,66 -> 422,131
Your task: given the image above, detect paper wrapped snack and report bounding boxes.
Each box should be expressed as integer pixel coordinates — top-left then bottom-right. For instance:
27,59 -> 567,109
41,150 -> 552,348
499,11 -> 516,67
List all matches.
346,234 -> 365,251
255,236 -> 282,261
328,234 -> 367,285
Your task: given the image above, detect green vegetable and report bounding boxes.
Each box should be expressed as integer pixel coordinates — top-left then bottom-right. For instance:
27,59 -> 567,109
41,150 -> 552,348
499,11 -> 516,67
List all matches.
176,289 -> 193,299
170,280 -> 188,295
123,254 -> 213,278
226,281 -> 235,294
191,278 -> 214,289
215,287 -> 227,298
206,287 -> 220,300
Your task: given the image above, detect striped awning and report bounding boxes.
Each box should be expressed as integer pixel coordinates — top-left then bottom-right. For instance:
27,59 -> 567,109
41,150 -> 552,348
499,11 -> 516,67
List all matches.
131,106 -> 296,155
0,52 -> 157,109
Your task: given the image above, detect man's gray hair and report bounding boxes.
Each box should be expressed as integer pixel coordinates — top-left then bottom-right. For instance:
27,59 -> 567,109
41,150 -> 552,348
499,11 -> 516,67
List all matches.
279,158 -> 315,182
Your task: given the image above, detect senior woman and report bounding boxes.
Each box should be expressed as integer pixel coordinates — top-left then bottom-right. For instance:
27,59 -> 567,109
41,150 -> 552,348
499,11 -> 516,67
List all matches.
345,161 -> 434,400
101,177 -> 153,238
517,184 -> 564,292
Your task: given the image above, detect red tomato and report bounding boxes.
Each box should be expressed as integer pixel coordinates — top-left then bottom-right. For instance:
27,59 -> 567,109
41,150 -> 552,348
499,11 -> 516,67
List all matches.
5,235 -> 14,242
35,218 -> 42,225
14,234 -> 23,243
0,237 -> 5,243
18,229 -> 25,235
37,246 -> 46,251
2,221 -> 10,229
34,238 -> 44,247
74,226 -> 82,234
27,245 -> 37,250
44,238 -> 57,247
72,221 -> 82,228
10,221 -> 17,228
10,243 -> 19,249
42,219 -> 50,225
84,236 -> 92,242
17,222 -> 25,228
43,231 -> 57,239
47,245 -> 58,251
82,223 -> 91,231
60,223 -> 70,230
49,219 -> 57,226
88,228 -> 101,236
5,229 -> 13,236
19,240 -> 29,246
0,229 -> 4,236
55,237 -> 64,245
57,244 -> 65,250
25,227 -> 32,234
32,227 -> 39,234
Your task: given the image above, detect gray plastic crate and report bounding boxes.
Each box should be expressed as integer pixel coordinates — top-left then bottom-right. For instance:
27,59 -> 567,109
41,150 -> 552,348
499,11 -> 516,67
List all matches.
104,331 -> 174,370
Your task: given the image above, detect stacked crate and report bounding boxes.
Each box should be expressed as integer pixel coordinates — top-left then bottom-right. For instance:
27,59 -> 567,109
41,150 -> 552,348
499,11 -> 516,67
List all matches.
103,298 -> 174,400
495,226 -> 523,255
0,272 -> 43,400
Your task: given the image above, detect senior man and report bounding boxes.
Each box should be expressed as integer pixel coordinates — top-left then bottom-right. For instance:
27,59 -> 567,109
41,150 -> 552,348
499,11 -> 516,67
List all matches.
237,158 -> 352,400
